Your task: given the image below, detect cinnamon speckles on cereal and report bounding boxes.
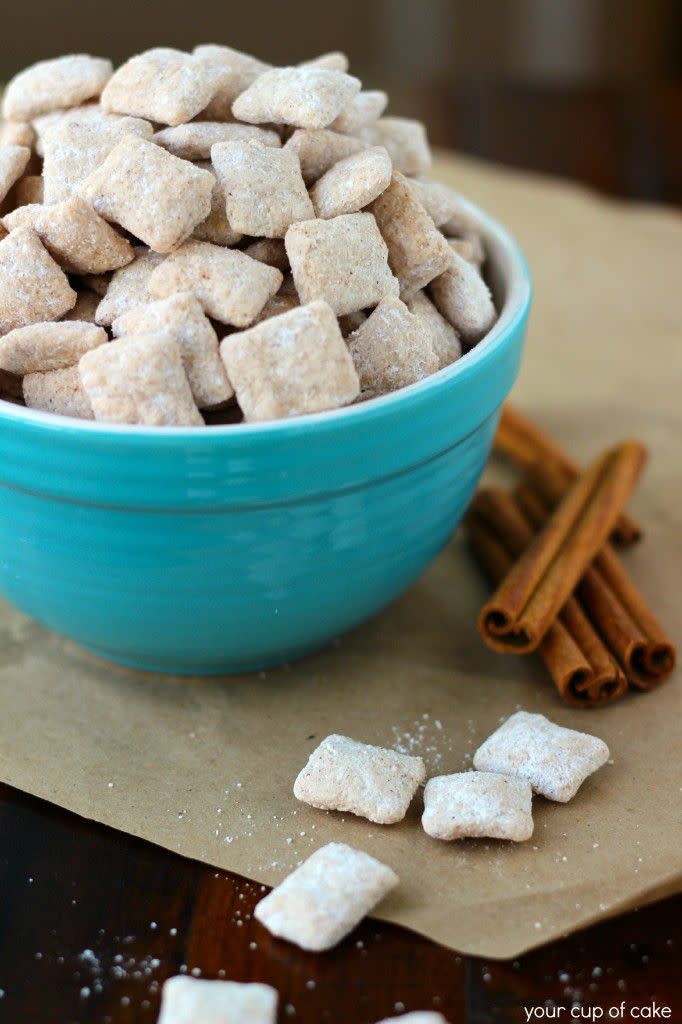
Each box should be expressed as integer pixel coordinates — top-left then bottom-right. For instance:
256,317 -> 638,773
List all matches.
2,55 -> 112,122
430,248 -> 496,344
0,228 -> 76,334
233,67 -> 361,129
23,365 -> 94,420
154,122 -> 280,161
360,117 -> 431,176
310,147 -> 392,219
94,248 -> 163,326
0,145 -> 31,205
422,771 -> 534,842
348,297 -> 438,395
0,321 -> 106,374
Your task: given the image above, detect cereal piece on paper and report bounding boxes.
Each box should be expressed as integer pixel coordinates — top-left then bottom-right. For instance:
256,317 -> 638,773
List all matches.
254,842 -> 398,952
95,248 -> 163,326
407,290 -> 461,369
42,114 -> 153,203
193,44 -> 270,119
243,238 -> 289,272
348,297 -> 438,395
191,162 -> 242,247
220,301 -> 359,422
158,975 -> 278,1024
23,365 -> 94,420
430,249 -> 496,344
79,135 -> 214,253
285,213 -> 399,316
0,145 -> 30,204
233,67 -> 361,129
112,292 -> 232,408
311,147 -> 392,219
0,321 -> 106,374
79,333 -> 203,427
149,240 -> 282,327
447,233 -> 485,268
370,171 -> 452,298
0,121 -> 35,148
2,55 -> 113,122
473,711 -> 610,803
284,128 -> 366,185
360,117 -> 431,177
331,90 -> 387,133
422,771 -> 534,842
301,52 -> 350,72
9,174 -> 43,208
0,228 -> 76,334
101,49 -> 227,126
294,734 -> 426,824
153,122 -> 280,160
63,290 -> 100,323
212,139 -> 314,239
3,197 -> 134,274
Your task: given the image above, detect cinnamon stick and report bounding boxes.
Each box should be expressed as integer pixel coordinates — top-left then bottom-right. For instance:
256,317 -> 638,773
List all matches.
468,491 -> 627,707
517,460 -> 676,690
495,404 -> 642,547
479,441 -> 647,653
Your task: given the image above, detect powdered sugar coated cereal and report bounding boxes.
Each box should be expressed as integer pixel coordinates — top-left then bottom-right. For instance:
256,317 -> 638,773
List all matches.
233,66 -> 361,129
158,975 -> 278,1024
2,55 -> 112,122
0,321 -> 106,374
348,297 -> 438,395
422,771 -> 534,842
430,248 -> 496,344
23,365 -> 94,420
0,228 -> 76,334
310,147 -> 392,220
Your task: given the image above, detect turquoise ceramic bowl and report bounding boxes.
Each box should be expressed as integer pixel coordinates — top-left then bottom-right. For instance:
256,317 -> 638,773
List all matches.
0,200 -> 531,674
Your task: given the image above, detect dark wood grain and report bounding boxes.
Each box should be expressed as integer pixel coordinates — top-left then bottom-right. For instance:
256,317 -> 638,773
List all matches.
0,785 -> 679,1024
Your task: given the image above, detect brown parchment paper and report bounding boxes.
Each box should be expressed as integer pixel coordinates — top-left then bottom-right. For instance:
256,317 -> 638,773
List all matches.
0,154 -> 680,959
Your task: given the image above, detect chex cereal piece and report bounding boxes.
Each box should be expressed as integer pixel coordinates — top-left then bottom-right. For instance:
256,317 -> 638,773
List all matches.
233,67 -> 361,129
79,333 -> 202,427
430,249 -> 496,344
3,197 -> 134,275
331,90 -> 388,133
294,734 -> 426,824
212,139 -> 314,239
254,842 -> 398,952
408,179 -> 464,229
376,1014 -> 449,1024
0,145 -> 30,204
220,301 -> 358,421
311,147 -> 392,219
473,711 -> 610,803
302,51 -> 350,72
447,233 -> 485,268
284,129 -> 366,185
191,162 -> 242,247
79,135 -> 214,253
422,771 -> 534,842
23,365 -> 94,420
112,292 -> 232,408
42,114 -> 153,203
64,290 -> 100,323
243,238 -> 289,272
406,290 -> 461,369
101,48 -> 227,126
154,122 -> 280,160
158,975 -> 277,1024
149,240 -> 282,327
348,297 -> 438,395
95,248 -> 164,326
193,44 -> 270,119
360,117 -> 431,177
9,174 -> 43,208
0,121 -> 35,148
0,228 -> 75,333
0,321 -> 106,374
2,55 -> 112,122
370,171 -> 452,298
285,213 -> 398,316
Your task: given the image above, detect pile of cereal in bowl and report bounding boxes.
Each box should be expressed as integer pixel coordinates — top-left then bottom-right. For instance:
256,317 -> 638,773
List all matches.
0,47 -> 497,426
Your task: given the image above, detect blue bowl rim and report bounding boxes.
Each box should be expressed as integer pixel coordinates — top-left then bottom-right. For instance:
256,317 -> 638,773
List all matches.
0,196 -> 532,442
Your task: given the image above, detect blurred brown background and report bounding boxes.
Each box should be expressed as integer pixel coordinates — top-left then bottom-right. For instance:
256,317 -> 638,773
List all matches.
1,0 -> 681,203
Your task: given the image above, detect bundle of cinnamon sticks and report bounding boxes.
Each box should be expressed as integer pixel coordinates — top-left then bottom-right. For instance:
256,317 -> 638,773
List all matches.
466,405 -> 675,708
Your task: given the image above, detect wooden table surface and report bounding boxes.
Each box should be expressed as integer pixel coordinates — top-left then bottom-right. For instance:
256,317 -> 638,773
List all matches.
0,784 -> 678,1023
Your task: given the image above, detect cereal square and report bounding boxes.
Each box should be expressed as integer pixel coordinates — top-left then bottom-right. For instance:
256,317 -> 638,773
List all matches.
447,233 -> 485,268
0,321 -> 106,374
191,162 -> 242,247
23,365 -> 94,420
407,179 -> 474,230
2,55 -> 113,121
79,135 -> 214,253
430,249 -> 496,344
101,48 -> 227,126
79,333 -> 203,427
0,145 -> 31,204
360,117 -> 431,177
112,292 -> 232,408
294,734 -> 426,824
3,197 -> 134,274
406,290 -> 461,369
212,139 -> 314,238
311,147 -> 392,219
0,121 -> 35,148
348,297 -> 438,395
149,240 -> 282,327
284,129 -> 366,185
95,248 -> 163,326
422,771 -> 534,842
0,228 -> 76,334
301,52 -> 350,72
193,44 -> 270,119
254,842 -> 398,952
220,300 -> 359,421
473,712 -> 610,803
233,67 -> 361,129
158,975 -> 277,1024
285,213 -> 398,316
370,172 -> 452,298
153,122 -> 280,160
331,90 -> 387,133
